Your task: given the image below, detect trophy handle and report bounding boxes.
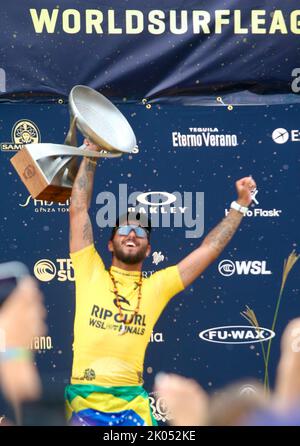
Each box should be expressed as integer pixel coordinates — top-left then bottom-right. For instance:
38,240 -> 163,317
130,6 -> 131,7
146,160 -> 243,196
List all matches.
64,115 -> 78,147
37,155 -> 78,186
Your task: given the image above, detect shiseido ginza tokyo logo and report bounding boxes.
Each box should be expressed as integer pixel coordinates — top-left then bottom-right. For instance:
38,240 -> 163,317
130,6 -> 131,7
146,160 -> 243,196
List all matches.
95,184 -> 204,238
199,326 -> 275,344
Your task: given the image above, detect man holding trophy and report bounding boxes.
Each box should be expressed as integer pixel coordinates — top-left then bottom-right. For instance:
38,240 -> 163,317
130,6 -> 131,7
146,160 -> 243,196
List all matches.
10,86 -> 257,426
65,139 -> 256,426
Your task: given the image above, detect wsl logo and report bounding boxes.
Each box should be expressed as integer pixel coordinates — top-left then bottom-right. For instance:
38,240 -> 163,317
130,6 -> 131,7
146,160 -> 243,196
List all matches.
199,326 -> 275,344
1,120 -> 41,151
218,260 -> 272,276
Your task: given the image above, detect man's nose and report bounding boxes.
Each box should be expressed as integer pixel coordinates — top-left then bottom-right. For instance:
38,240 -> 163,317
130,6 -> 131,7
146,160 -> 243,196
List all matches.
128,229 -> 136,238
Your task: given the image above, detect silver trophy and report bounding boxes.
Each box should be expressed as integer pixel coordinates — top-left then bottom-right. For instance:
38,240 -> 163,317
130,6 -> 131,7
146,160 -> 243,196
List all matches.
10,85 -> 137,202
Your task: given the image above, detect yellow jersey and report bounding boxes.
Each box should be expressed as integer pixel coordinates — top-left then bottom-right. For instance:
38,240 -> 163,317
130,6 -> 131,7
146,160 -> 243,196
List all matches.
70,244 -> 185,387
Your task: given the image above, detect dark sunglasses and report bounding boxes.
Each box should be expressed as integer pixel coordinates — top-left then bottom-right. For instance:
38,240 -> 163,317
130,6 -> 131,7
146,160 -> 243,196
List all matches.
116,225 -> 149,239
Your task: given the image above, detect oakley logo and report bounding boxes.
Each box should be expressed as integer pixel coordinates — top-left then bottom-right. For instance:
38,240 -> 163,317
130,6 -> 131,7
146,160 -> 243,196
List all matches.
199,326 -> 275,344
137,192 -> 176,206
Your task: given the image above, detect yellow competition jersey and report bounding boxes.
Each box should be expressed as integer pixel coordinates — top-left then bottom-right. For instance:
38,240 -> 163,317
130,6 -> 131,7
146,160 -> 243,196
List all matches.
70,244 -> 185,387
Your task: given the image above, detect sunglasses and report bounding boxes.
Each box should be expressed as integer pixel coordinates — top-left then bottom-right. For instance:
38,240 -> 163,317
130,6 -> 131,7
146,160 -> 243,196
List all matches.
116,225 -> 149,239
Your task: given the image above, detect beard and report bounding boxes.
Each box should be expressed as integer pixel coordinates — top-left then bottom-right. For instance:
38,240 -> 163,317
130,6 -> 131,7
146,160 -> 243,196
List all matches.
112,242 -> 148,265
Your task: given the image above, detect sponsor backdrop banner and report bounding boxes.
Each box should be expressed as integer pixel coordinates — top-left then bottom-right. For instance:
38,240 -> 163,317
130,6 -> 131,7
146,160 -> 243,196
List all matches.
0,101 -> 299,423
1,0 -> 300,98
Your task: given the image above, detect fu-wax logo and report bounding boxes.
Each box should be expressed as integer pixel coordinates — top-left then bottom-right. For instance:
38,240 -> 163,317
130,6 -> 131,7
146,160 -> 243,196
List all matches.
199,326 -> 275,344
95,184 -> 204,238
1,120 -> 41,151
218,260 -> 272,276
34,259 -> 74,282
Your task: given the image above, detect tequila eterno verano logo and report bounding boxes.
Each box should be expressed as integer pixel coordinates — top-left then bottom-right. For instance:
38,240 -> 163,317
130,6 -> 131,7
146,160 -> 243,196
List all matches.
1,119 -> 41,151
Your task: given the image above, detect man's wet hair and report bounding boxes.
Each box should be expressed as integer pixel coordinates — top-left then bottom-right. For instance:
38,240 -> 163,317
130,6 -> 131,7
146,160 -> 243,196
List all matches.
110,212 -> 151,241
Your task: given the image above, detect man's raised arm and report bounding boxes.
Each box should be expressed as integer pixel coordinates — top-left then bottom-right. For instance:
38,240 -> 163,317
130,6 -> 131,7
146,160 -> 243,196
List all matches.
178,176 -> 256,288
69,139 -> 99,253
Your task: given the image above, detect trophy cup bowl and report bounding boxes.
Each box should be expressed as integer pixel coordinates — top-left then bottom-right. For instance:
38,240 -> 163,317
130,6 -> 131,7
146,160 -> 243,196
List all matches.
10,86 -> 138,202
69,85 -> 136,154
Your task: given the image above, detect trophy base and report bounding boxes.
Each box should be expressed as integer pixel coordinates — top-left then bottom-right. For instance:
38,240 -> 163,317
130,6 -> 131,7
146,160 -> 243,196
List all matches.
10,146 -> 73,203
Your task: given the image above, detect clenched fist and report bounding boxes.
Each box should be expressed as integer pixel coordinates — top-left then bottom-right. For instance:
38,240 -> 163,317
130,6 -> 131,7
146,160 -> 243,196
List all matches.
235,176 -> 257,207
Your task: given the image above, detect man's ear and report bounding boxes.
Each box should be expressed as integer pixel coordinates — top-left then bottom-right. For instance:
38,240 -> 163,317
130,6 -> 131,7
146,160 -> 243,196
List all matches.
108,240 -> 113,253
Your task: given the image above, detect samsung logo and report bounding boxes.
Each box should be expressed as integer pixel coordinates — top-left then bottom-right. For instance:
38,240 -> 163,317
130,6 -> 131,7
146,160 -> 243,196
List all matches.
199,326 -> 275,344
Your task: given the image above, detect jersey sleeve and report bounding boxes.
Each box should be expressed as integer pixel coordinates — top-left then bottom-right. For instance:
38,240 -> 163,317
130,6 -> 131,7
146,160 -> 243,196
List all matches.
70,244 -> 106,287
149,264 -> 185,306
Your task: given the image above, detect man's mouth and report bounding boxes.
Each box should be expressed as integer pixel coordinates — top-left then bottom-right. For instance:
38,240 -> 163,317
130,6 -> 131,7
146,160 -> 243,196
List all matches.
123,240 -> 137,248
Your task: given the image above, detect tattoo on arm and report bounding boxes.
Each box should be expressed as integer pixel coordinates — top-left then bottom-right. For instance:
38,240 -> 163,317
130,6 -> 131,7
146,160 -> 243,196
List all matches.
85,158 -> 97,172
70,158 -> 97,211
202,210 -> 243,256
83,218 -> 93,243
78,175 -> 88,190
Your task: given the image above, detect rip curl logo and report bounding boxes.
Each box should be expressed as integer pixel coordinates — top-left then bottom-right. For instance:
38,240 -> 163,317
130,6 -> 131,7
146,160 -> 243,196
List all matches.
89,305 -> 146,335
1,119 -> 41,151
111,280 -> 141,312
112,293 -> 131,312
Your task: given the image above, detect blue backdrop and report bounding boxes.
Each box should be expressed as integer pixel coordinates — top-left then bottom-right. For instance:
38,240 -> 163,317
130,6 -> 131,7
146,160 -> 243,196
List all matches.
0,100 -> 299,423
